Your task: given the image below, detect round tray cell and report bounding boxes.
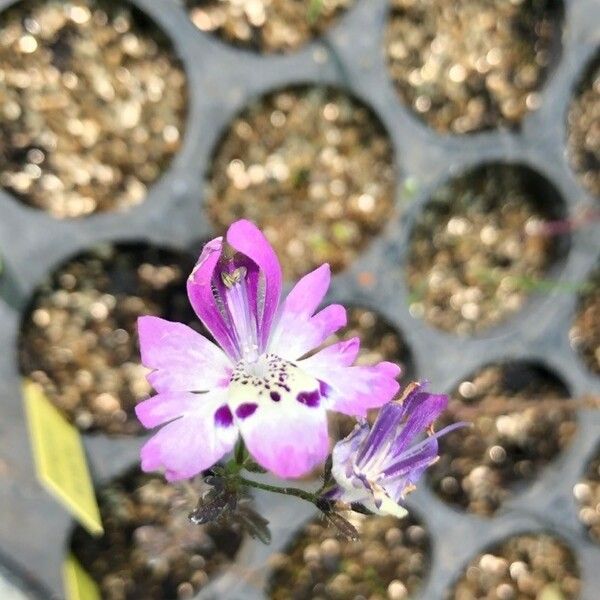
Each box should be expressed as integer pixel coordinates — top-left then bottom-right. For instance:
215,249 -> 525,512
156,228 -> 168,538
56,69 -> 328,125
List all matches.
268,510 -> 430,600
406,163 -> 567,335
449,533 -> 580,600
206,86 -> 396,280
569,265 -> 600,375
574,445 -> 600,544
18,243 -> 200,435
185,0 -> 354,54
428,361 -> 577,516
0,0 -> 187,218
70,470 -> 244,600
385,0 -> 563,134
324,306 -> 414,443
566,53 -> 599,198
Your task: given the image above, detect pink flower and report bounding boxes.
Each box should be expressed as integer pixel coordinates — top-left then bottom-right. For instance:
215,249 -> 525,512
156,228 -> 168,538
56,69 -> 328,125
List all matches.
136,220 -> 400,481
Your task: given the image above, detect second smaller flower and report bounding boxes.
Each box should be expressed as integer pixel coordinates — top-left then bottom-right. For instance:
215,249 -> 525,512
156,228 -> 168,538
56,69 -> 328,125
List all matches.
328,382 -> 468,517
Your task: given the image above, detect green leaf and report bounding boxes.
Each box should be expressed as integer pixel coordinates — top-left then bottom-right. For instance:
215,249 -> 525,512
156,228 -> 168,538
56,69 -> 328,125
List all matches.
189,485 -> 237,525
236,505 -> 272,544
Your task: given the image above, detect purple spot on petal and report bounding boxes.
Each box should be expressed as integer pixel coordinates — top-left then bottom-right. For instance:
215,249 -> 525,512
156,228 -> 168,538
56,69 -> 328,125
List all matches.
214,405 -> 233,427
318,379 -> 331,397
270,391 -> 281,402
297,390 -> 320,407
236,403 -> 258,419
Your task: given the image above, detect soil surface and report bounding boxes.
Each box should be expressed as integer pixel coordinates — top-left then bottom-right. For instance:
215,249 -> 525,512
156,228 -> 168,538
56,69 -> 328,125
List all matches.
449,533 -> 581,600
407,164 -> 564,335
71,471 -> 243,600
268,511 -> 430,600
19,244 -> 198,434
428,362 -> 577,516
207,86 -> 395,280
385,0 -> 562,133
0,0 -> 186,217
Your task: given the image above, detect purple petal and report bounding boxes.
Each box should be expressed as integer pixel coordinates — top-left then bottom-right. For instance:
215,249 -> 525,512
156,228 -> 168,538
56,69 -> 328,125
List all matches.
281,264 -> 331,316
356,384 -> 431,465
135,391 -> 201,428
383,421 -> 469,487
234,394 -> 329,479
400,383 -> 437,417
356,399 -> 407,466
187,237 -> 239,358
269,296 -> 347,360
226,220 -> 282,349
298,304 -> 348,353
381,440 -> 441,503
332,362 -> 400,417
331,420 -> 370,481
382,437 -> 439,479
386,392 -> 448,462
383,420 -> 469,480
303,338 -> 360,369
138,316 -> 232,393
269,264 -> 332,355
140,390 -> 237,481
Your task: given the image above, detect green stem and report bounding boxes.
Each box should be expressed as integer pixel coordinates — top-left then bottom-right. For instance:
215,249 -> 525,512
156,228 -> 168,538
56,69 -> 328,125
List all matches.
237,476 -> 318,505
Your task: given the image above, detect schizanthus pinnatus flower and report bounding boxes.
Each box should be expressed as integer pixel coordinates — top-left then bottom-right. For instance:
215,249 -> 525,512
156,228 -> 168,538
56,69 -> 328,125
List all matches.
136,220 -> 400,480
328,382 -> 467,517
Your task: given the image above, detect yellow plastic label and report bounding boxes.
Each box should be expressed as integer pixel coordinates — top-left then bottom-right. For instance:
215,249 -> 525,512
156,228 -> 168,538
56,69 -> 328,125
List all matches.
63,554 -> 101,600
23,380 -> 103,536
538,584 -> 565,600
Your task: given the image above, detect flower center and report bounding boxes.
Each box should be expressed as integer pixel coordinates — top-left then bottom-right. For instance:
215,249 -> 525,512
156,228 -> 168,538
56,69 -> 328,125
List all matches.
228,353 -> 323,419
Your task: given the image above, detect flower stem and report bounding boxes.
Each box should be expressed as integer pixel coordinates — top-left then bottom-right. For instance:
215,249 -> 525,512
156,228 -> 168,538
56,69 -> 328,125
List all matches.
237,476 -> 318,505
234,438 -> 247,465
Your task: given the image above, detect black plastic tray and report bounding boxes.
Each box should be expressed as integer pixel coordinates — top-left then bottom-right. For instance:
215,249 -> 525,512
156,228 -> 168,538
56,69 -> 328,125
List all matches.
0,0 -> 598,597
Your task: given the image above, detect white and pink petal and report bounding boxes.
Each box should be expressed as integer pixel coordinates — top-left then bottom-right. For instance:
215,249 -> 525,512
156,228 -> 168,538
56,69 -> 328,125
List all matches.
227,356 -> 330,478
136,391 -> 204,428
369,486 -> 409,518
139,389 -> 237,481
236,399 -> 330,478
270,304 -> 347,361
300,343 -> 401,417
268,264 -> 348,360
138,316 -> 232,393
